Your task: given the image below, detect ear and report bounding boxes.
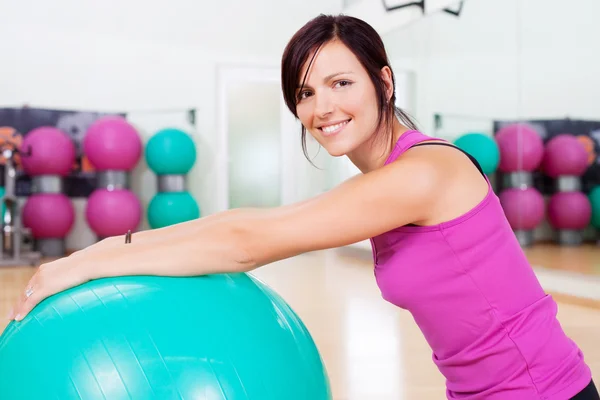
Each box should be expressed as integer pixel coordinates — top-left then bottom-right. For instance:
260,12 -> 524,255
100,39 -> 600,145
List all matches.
380,66 -> 395,103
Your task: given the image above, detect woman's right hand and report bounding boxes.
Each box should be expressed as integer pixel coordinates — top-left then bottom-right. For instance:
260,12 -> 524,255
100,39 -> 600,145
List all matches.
6,235 -> 128,321
9,251 -> 98,322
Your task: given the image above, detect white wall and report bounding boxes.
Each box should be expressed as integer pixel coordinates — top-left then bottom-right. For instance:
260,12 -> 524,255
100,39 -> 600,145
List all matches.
382,0 -> 600,139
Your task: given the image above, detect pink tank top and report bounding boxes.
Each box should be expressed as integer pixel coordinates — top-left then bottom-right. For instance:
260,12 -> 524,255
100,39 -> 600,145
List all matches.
371,130 -> 591,399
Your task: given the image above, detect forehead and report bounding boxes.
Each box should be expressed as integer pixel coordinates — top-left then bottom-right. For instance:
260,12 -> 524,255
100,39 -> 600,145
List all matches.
300,40 -> 362,83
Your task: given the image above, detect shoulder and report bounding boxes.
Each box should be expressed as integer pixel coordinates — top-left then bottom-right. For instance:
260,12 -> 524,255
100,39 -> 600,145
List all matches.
382,141 -> 459,192
367,146 -> 444,204
235,141 -> 489,266
398,141 -> 490,224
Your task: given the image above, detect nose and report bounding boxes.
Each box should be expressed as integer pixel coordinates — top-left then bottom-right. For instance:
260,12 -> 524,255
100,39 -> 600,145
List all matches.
314,90 -> 333,119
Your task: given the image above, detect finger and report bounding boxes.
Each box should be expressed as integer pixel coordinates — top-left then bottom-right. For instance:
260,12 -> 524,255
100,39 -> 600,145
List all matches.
10,261 -> 55,320
13,262 -> 86,322
11,258 -> 90,322
12,274 -> 42,322
13,285 -> 41,322
8,276 -> 32,320
10,281 -> 34,320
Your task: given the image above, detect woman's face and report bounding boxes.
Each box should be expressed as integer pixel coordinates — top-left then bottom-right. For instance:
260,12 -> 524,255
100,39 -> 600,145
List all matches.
295,40 -> 385,157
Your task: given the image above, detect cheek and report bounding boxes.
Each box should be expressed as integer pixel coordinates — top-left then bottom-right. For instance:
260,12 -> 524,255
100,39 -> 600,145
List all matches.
339,86 -> 376,122
296,104 -> 312,127
295,105 -> 321,140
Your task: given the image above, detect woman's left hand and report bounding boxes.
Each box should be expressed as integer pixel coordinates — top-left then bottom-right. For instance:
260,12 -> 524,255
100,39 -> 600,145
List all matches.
7,236 -> 122,322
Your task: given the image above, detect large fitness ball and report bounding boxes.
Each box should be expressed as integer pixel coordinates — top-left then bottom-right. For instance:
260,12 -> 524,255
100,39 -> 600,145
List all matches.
453,132 -> 500,175
0,274 -> 331,400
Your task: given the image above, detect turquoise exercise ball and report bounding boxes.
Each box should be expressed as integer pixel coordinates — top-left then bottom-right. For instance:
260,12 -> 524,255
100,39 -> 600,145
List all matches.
146,128 -> 197,175
0,274 -> 332,400
148,192 -> 200,228
453,132 -> 500,175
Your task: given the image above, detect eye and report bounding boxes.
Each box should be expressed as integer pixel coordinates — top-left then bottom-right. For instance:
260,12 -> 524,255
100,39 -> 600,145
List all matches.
297,90 -> 313,101
334,80 -> 352,88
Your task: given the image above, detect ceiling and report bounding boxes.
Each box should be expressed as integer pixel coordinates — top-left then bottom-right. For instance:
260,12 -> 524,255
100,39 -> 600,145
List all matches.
1,0 -> 344,57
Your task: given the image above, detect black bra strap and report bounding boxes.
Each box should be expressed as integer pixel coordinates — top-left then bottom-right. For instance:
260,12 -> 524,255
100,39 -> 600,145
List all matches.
410,142 -> 486,178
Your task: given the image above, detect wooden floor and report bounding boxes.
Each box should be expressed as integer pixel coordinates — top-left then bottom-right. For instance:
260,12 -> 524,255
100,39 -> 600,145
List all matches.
525,242 -> 600,277
1,244 -> 599,399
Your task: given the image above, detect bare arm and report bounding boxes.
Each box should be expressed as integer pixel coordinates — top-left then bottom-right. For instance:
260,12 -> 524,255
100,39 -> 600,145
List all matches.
89,153 -> 441,278
9,153 -> 444,321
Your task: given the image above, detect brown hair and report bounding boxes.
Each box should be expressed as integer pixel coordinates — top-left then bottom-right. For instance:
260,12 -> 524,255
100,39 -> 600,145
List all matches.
281,14 -> 418,162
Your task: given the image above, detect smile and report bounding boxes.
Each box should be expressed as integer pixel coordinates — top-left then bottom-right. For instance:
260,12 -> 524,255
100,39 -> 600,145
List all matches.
319,119 -> 351,136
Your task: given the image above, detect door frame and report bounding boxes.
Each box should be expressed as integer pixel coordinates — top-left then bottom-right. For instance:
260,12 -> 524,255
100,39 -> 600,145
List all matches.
216,64 -> 298,211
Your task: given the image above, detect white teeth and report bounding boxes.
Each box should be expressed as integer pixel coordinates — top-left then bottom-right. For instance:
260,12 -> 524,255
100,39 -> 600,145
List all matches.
322,120 -> 349,133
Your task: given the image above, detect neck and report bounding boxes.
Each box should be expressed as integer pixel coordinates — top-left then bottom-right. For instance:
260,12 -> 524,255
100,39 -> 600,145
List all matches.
347,118 -> 410,174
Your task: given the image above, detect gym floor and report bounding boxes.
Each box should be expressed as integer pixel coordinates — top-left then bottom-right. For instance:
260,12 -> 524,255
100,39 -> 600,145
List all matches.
1,243 -> 599,400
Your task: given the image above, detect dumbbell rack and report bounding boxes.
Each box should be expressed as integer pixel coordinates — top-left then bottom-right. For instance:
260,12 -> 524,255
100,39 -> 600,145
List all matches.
0,141 -> 41,267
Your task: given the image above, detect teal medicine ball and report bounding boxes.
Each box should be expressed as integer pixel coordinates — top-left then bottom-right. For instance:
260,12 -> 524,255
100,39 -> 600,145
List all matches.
145,128 -> 197,175
454,132 -> 500,175
0,274 -> 332,400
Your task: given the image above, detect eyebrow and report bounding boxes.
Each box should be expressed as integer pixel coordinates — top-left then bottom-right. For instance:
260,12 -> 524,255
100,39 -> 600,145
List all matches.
297,71 -> 354,89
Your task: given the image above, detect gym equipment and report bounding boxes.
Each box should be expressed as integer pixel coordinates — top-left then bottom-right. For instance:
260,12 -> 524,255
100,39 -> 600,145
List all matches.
495,123 -> 545,247
145,127 -> 197,175
542,134 -> 590,245
21,127 -> 76,256
499,188 -> 546,243
0,274 -> 332,400
453,132 -> 500,175
83,116 -> 142,171
83,116 -> 142,239
0,187 -> 5,220
547,192 -> 591,242
148,192 -> 199,229
588,186 -> 600,233
19,127 -> 75,175
496,123 -> 544,184
542,134 -> 589,190
0,134 -> 41,267
85,189 -> 142,237
146,128 -> 200,229
22,194 -> 75,252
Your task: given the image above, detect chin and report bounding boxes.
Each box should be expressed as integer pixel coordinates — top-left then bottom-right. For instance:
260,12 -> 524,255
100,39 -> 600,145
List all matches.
322,141 -> 357,158
326,149 -> 347,157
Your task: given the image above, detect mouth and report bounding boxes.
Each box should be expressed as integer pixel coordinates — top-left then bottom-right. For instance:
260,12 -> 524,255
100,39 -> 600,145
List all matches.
318,119 -> 351,137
